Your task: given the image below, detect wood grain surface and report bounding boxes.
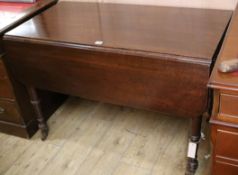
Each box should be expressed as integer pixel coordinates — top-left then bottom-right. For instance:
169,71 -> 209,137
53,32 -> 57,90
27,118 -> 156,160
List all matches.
4,2 -> 232,60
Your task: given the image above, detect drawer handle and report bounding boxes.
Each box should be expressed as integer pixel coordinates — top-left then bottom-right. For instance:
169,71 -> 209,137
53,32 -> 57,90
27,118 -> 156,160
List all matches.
0,107 -> 5,114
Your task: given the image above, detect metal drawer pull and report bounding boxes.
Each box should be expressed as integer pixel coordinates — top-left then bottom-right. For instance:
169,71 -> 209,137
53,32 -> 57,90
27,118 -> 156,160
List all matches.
0,107 -> 5,114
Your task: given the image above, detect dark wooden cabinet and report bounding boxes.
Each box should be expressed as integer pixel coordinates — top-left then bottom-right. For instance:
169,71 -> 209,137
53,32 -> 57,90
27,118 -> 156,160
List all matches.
0,0 -> 66,138
0,54 -> 32,137
208,4 -> 238,175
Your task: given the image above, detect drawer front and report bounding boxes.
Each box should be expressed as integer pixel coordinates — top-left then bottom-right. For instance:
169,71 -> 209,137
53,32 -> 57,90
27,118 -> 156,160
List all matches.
0,59 -> 14,99
216,129 -> 238,159
213,128 -> 238,175
0,58 -> 6,78
214,161 -> 238,175
219,94 -> 238,123
0,100 -> 22,124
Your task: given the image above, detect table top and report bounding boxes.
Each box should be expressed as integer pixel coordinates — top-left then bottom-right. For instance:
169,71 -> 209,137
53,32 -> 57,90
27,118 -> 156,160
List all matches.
4,1 -> 232,63
209,5 -> 238,91
0,0 -> 56,35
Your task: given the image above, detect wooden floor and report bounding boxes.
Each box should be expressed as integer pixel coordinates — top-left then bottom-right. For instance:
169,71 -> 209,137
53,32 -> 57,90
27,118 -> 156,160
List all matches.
0,97 -> 211,175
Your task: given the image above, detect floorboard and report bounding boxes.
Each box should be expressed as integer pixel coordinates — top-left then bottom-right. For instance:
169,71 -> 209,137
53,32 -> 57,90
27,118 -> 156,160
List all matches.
0,97 -> 211,175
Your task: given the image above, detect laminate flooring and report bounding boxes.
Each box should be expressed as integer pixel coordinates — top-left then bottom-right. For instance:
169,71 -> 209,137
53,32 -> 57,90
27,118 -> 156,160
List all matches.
0,97 -> 211,175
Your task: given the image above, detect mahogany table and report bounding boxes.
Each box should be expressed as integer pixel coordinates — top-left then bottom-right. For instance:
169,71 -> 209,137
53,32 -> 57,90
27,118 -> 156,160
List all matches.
208,4 -> 238,175
2,2 -> 232,174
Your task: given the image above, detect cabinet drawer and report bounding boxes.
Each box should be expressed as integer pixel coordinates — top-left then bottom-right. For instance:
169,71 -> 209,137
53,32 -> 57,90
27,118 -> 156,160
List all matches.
0,79 -> 15,99
0,59 -> 14,99
0,58 -> 6,78
219,94 -> 238,123
0,58 -> 8,79
214,161 -> 238,175
216,129 -> 238,160
0,100 -> 22,124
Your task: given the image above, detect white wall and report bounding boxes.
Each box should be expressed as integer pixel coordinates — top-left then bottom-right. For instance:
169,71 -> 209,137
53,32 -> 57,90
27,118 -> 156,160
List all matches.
62,0 -> 238,10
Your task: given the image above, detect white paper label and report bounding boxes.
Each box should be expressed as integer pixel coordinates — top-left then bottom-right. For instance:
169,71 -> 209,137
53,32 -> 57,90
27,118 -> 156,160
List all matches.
187,142 -> 197,159
94,40 -> 103,45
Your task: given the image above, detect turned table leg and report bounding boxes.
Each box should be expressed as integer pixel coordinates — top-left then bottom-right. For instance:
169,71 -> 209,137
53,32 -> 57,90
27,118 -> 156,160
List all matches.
28,86 -> 49,140
185,115 -> 202,175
